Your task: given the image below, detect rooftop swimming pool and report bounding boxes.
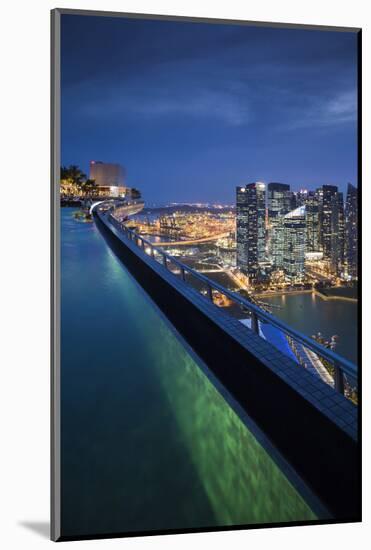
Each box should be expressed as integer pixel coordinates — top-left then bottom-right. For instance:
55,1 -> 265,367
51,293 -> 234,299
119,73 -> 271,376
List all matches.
61,208 -> 321,537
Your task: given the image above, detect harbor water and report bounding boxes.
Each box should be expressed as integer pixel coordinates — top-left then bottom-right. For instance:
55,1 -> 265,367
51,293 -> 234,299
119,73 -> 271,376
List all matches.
262,293 -> 357,364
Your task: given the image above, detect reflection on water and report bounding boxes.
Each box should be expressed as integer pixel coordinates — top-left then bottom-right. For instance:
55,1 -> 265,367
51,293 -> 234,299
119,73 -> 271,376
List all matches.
262,293 -> 357,364
151,329 -> 317,525
61,208 -> 317,538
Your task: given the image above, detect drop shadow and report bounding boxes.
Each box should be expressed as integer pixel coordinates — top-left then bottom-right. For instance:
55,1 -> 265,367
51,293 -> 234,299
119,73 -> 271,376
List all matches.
19,521 -> 50,539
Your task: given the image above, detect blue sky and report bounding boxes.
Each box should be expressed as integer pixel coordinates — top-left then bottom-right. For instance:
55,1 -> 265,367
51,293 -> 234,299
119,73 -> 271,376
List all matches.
61,15 -> 358,202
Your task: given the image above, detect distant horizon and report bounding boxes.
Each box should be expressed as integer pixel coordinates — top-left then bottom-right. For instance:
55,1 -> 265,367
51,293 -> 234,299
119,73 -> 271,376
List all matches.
61,160 -> 358,203
61,15 -> 358,203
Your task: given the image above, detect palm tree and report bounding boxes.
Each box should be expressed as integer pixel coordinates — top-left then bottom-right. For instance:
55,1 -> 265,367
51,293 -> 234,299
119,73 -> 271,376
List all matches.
60,165 -> 87,187
60,166 -> 70,180
81,179 -> 97,197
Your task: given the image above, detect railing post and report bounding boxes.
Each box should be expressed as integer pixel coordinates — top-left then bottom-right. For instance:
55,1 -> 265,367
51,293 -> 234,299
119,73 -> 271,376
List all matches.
151,247 -> 155,259
163,254 -> 167,268
207,284 -> 213,302
334,363 -> 345,394
181,267 -> 186,282
251,311 -> 259,334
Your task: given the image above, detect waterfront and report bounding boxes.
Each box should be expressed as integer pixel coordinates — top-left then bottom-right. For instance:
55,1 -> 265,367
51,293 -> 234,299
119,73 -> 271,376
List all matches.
261,292 -> 357,364
61,208 -> 319,537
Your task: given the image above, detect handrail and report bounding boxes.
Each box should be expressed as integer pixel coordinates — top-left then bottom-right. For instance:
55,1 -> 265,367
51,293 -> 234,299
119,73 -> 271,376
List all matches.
100,205 -> 357,398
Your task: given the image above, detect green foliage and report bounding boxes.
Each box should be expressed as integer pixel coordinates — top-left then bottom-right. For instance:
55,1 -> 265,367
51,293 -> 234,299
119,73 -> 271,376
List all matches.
60,165 -> 98,196
60,165 -> 87,187
81,179 -> 97,196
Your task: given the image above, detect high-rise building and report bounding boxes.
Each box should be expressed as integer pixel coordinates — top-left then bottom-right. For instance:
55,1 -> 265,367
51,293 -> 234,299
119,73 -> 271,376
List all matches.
290,192 -> 298,211
283,206 -> 306,283
267,183 -> 291,269
255,183 -> 266,263
317,185 -> 344,273
236,182 -> 266,281
305,191 -> 320,252
336,192 -> 345,273
345,183 -> 358,278
315,186 -> 324,253
89,161 -> 127,195
296,189 -> 309,207
318,185 -> 337,258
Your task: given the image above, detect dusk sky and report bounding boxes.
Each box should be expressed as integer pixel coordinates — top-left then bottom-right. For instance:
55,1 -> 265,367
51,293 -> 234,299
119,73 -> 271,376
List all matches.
61,14 -> 358,203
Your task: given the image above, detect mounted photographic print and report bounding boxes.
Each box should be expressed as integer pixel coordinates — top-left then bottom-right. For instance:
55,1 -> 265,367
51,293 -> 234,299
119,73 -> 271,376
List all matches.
51,8 -> 361,542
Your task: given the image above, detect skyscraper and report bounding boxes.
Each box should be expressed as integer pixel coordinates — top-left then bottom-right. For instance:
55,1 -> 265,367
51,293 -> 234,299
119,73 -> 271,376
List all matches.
336,192 -> 345,273
236,182 -> 266,281
315,186 -> 324,253
267,182 -> 291,269
255,183 -> 266,264
283,206 -> 306,283
296,189 -> 309,207
305,191 -> 320,252
318,185 -> 337,259
345,183 -> 358,278
317,185 -> 344,274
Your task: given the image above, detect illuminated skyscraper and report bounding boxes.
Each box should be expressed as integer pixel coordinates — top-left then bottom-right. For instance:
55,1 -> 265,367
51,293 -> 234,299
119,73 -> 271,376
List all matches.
315,186 -> 324,253
345,183 -> 358,278
296,189 -> 309,207
305,191 -> 320,252
318,185 -> 337,259
336,192 -> 345,273
283,206 -> 306,283
317,185 -> 344,274
236,182 -> 266,280
267,182 -> 291,269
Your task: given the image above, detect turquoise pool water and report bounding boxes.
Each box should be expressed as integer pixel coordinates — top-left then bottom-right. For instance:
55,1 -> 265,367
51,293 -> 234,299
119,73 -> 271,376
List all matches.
61,208 -> 317,537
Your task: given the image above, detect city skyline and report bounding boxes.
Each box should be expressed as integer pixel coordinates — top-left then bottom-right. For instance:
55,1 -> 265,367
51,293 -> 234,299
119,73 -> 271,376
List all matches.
60,159 -> 358,282
61,15 -> 358,203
